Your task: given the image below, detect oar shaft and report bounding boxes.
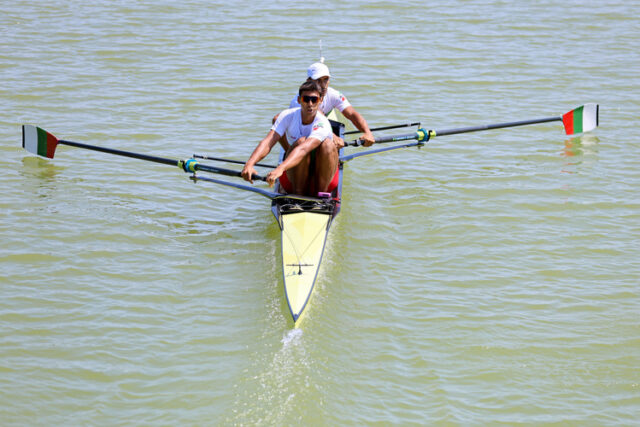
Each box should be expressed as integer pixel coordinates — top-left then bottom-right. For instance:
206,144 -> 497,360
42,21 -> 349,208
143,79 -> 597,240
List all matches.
59,139 -> 266,181
59,139 -> 178,167
347,115 -> 564,146
341,140 -> 424,162
372,133 -> 421,144
344,122 -> 421,135
193,154 -> 277,169
194,163 -> 266,181
190,175 -> 277,199
346,131 -> 422,146
433,116 -> 561,137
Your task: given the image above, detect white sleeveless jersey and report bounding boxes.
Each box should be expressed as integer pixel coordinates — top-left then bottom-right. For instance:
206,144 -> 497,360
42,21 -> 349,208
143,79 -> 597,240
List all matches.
289,87 -> 351,114
271,107 -> 333,145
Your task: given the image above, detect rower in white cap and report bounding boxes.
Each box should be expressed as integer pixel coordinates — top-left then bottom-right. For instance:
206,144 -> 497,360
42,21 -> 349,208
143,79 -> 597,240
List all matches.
276,60 -> 376,150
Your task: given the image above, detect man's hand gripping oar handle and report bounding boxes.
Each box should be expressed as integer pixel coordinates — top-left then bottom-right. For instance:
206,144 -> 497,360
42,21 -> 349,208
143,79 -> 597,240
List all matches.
346,128 -> 431,147
179,158 -> 266,181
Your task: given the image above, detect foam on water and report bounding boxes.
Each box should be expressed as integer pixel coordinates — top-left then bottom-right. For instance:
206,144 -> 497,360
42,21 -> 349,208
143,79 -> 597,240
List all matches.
281,328 -> 303,346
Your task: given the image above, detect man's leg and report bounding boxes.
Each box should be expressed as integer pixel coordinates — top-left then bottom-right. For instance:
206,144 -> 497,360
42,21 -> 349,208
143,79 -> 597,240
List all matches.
313,137 -> 339,194
284,137 -> 311,194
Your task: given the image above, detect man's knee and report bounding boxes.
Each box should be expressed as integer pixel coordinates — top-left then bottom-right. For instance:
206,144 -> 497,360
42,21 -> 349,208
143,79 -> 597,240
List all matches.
318,137 -> 336,154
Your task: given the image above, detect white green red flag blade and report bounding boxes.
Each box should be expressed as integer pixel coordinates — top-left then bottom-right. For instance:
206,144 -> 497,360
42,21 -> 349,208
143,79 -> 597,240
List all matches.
562,104 -> 599,135
22,125 -> 59,158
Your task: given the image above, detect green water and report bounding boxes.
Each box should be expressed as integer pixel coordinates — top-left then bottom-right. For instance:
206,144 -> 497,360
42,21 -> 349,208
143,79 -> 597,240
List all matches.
1,1 -> 639,424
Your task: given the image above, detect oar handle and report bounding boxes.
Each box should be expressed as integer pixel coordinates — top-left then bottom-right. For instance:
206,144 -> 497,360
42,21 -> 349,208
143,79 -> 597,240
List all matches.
344,122 -> 421,135
193,154 -> 277,169
346,129 -> 430,147
198,164 -> 267,182
181,159 -> 266,181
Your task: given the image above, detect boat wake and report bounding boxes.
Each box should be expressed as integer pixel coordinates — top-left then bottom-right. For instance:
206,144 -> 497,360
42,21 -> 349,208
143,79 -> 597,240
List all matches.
281,328 -> 304,346
227,326 -> 321,423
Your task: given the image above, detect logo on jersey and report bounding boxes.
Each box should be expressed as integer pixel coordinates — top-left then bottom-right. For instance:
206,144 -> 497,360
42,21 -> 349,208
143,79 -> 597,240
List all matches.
339,93 -> 346,101
312,122 -> 325,131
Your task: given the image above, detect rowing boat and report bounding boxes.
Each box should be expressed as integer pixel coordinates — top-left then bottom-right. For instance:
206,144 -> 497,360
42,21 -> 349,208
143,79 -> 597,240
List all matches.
271,118 -> 344,325
271,157 -> 343,324
20,104 -> 598,326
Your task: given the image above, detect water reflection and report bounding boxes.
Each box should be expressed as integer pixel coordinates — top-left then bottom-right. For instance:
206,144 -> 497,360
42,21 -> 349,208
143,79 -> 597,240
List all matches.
562,134 -> 600,158
20,156 -> 62,198
560,134 -> 600,174
21,156 -> 59,181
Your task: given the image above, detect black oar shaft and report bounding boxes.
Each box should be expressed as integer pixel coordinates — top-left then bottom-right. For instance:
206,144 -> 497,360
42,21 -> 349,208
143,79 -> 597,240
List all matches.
433,116 -> 561,136
348,115 -> 564,146
372,133 -> 421,144
59,139 -> 266,181
341,141 -> 423,162
344,122 -> 421,135
193,154 -> 276,169
190,175 -> 277,199
59,139 -> 178,167
194,163 -> 266,181
346,131 -> 422,146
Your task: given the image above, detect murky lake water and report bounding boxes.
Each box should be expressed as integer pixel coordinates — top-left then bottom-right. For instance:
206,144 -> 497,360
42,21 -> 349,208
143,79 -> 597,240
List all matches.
1,1 -> 639,424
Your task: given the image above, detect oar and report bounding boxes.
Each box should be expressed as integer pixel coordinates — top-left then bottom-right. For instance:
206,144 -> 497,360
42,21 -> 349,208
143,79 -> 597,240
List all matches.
21,125 -> 267,182
192,154 -> 277,169
344,122 -> 421,135
345,104 -> 599,147
341,140 -> 426,162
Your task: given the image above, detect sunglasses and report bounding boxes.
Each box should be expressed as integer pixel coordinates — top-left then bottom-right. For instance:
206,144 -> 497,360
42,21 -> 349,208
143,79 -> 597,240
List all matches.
301,95 -> 319,104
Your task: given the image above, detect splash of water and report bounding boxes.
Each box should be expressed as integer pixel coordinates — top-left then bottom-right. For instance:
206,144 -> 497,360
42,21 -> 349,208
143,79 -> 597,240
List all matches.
281,328 -> 303,346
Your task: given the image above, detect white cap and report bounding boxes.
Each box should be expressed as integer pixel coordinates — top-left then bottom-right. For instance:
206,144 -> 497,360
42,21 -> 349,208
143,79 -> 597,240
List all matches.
307,62 -> 331,80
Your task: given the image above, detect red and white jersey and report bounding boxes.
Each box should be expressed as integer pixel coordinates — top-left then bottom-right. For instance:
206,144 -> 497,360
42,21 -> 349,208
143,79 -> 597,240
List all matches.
271,107 -> 333,145
289,87 -> 351,114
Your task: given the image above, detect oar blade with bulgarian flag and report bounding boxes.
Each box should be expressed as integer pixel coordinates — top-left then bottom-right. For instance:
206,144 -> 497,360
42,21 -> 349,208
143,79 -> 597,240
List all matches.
20,125 -> 278,199
344,104 -> 600,148
562,103 -> 599,135
341,104 -> 600,161
22,125 -> 59,159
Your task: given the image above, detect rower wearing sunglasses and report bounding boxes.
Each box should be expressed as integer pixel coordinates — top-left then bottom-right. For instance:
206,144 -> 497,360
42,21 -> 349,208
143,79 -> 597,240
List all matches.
276,62 -> 375,150
242,79 -> 339,196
